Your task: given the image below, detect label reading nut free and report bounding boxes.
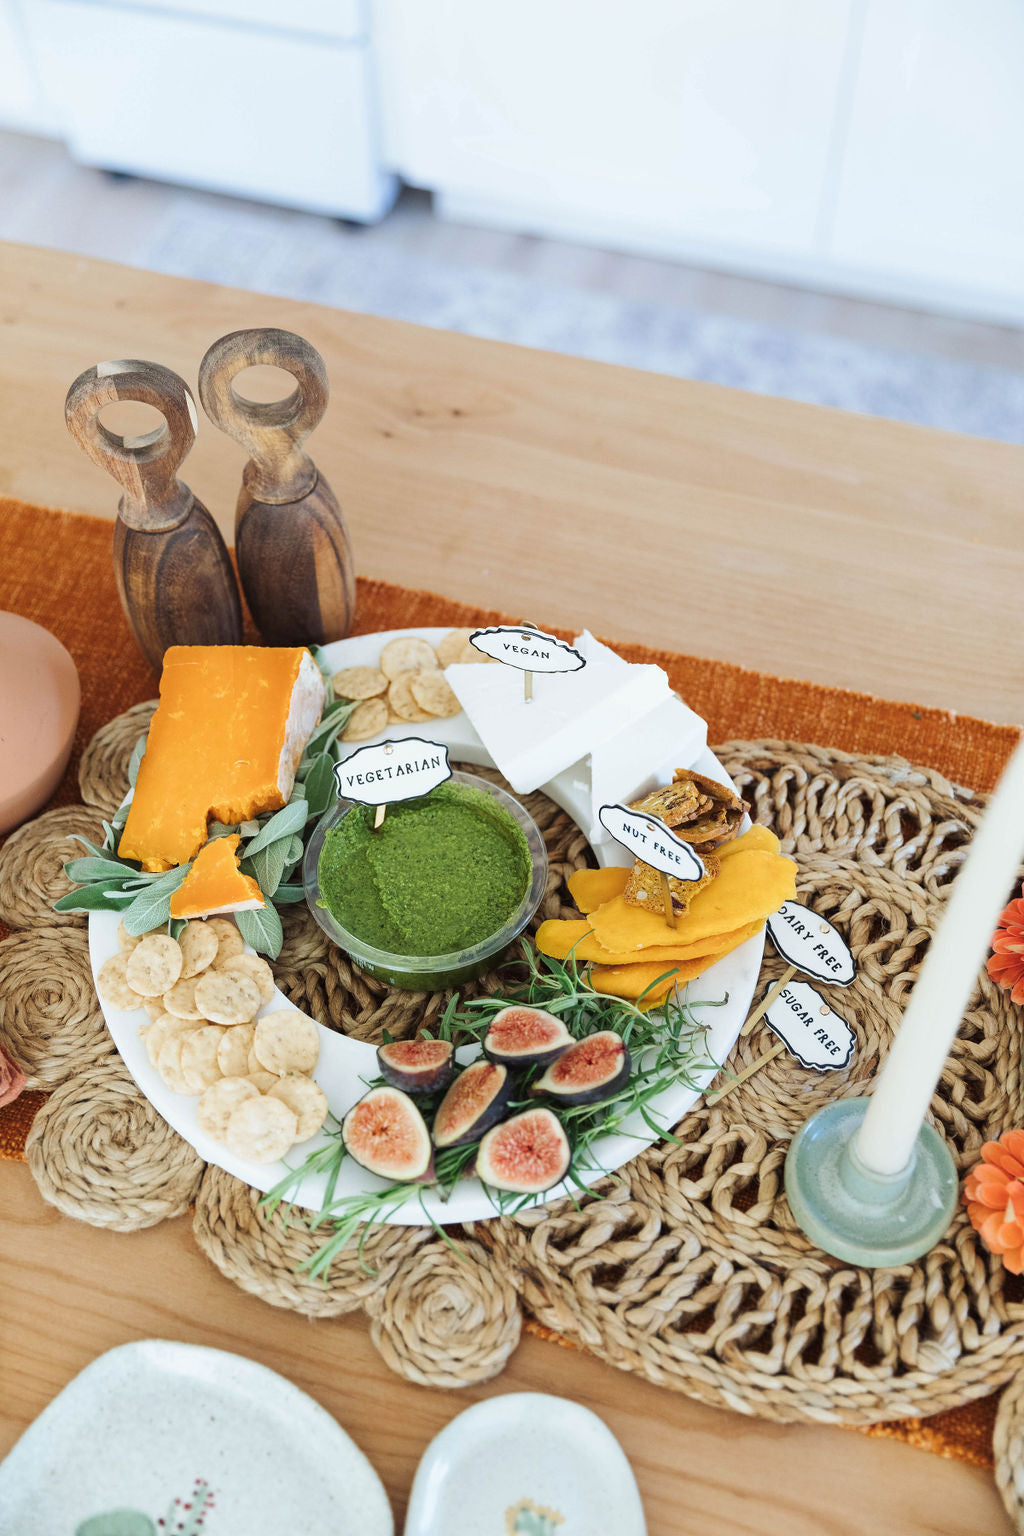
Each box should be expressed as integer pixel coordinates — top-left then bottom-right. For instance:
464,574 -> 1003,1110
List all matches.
333,738 -> 452,806
597,803 -> 704,881
469,625 -> 586,673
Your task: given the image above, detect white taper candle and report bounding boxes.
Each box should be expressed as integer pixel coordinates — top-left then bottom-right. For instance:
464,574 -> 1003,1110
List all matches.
855,736 -> 1024,1177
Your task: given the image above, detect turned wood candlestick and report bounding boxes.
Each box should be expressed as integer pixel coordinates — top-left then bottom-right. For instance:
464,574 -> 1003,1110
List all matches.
65,359 -> 242,671
198,328 -> 356,646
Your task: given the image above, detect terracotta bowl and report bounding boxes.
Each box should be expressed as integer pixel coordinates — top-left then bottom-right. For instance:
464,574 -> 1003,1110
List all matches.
0,612 -> 80,834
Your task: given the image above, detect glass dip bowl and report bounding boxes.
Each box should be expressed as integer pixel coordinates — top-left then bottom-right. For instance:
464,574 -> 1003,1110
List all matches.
303,771 -> 549,991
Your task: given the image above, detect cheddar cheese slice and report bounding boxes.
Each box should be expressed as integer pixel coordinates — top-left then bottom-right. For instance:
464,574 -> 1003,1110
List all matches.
170,834 -> 265,919
119,645 -> 324,871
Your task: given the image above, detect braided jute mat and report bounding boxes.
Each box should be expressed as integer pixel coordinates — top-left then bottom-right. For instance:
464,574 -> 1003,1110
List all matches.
4,702 -> 1024,1482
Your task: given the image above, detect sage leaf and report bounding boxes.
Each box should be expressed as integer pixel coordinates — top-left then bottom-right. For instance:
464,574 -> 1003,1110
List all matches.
207,821 -> 240,840
64,855 -> 148,883
54,882 -> 137,913
128,734 -> 147,788
168,917 -> 187,940
236,903 -> 284,960
122,864 -> 189,936
303,753 -> 336,818
273,882 -> 306,904
306,700 -> 358,755
245,838 -> 289,899
244,799 -> 307,859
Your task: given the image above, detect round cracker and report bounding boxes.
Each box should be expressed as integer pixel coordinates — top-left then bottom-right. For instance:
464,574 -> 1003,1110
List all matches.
224,1095 -> 298,1164
216,954 -> 275,1007
332,665 -> 389,701
435,628 -> 476,667
194,967 -> 261,1026
388,672 -> 434,723
341,698 -> 388,743
125,934 -> 183,997
144,1014 -> 197,1068
247,1045 -> 269,1077
97,952 -> 145,1012
217,1022 -> 256,1078
116,918 -> 141,953
156,1034 -> 194,1094
410,671 -> 461,719
268,1076 -> 329,1143
253,1010 -> 320,1076
142,997 -> 166,1022
246,1071 -> 279,1094
205,916 -> 245,962
181,1025 -> 226,1092
178,920 -> 220,979
197,1077 -> 259,1142
379,636 -> 440,681
162,975 -> 205,1021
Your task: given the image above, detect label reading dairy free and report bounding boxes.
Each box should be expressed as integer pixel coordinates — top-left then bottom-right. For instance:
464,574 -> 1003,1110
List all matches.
764,980 -> 855,1071
333,738 -> 452,806
766,901 -> 856,986
597,803 -> 704,881
469,624 -> 586,673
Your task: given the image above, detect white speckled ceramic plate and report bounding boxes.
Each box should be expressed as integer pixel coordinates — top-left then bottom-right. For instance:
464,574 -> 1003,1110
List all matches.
405,1393 -> 646,1534
0,1341 -> 393,1536
88,628 -> 764,1223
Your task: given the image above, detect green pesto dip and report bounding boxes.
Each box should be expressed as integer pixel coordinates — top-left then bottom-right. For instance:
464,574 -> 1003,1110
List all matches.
317,781 -> 532,956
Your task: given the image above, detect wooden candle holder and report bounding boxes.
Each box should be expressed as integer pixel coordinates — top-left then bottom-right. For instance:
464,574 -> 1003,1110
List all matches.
198,328 -> 356,646
65,359 -> 242,671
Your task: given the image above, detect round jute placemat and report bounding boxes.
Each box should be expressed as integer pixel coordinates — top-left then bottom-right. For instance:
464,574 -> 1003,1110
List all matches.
996,1366 -> 1024,1532
3,709 -> 1023,1422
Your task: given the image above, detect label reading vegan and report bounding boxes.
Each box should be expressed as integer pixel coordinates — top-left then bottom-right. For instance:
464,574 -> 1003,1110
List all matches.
333,738 -> 452,805
767,901 -> 856,986
764,979 -> 855,1071
597,803 -> 704,881
469,624 -> 586,673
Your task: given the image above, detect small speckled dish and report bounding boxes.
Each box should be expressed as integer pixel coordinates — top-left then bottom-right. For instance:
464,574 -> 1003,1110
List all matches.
405,1392 -> 646,1534
0,1340 -> 393,1536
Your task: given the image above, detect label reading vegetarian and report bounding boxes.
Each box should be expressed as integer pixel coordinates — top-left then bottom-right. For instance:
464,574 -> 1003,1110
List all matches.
764,980 -> 855,1071
469,625 -> 586,673
333,738 -> 452,805
597,803 -> 705,881
767,901 -> 856,986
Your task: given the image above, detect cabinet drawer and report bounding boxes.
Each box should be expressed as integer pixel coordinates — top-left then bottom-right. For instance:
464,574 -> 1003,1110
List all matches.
52,0 -> 366,42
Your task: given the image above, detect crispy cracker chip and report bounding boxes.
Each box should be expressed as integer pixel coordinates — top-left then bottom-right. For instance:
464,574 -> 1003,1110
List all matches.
341,698 -> 388,742
224,1095 -> 298,1164
144,1013 -> 196,1068
97,952 -> 146,1012
162,975 -> 205,1021
268,1076 -> 329,1142
388,672 -> 434,722
253,1010 -> 319,1076
197,1076 -> 260,1141
410,671 -> 461,718
181,1025 -> 226,1091
126,934 -> 184,997
217,954 -> 275,1007
217,1022 -> 256,1078
156,1034 -> 194,1094
246,1070 -> 279,1094
143,997 -> 166,1022
116,919 -> 141,953
436,628 -> 476,667
379,636 -> 440,680
178,920 -> 220,979
205,916 -> 245,962
194,967 -> 261,1026
332,665 -> 389,700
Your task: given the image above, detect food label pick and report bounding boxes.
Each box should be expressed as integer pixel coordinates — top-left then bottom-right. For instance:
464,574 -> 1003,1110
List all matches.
333,738 -> 452,807
763,979 -> 855,1071
470,623 -> 585,702
597,803 -> 705,881
766,901 -> 856,986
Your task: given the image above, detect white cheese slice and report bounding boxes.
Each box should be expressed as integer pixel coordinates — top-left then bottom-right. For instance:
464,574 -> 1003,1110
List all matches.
445,630 -> 672,794
587,695 -> 708,843
276,648 -> 326,801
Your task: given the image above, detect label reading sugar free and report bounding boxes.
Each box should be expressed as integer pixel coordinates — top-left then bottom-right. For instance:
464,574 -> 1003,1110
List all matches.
767,901 -> 855,986
469,624 -> 586,673
333,738 -> 452,806
597,803 -> 705,881
764,979 -> 855,1071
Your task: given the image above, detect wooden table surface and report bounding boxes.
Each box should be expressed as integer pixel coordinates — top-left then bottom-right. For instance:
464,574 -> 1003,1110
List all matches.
0,241 -> 1020,1534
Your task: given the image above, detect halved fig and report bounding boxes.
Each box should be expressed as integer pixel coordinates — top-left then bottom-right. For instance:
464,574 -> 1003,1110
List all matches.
483,1006 -> 573,1069
432,1060 -> 512,1148
377,1038 -> 457,1095
476,1107 -> 571,1194
342,1086 -> 433,1181
532,1029 -> 631,1106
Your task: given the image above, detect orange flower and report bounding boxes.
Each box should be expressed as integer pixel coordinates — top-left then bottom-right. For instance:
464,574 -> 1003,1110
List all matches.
987,893 -> 1024,1006
965,1130 -> 1024,1273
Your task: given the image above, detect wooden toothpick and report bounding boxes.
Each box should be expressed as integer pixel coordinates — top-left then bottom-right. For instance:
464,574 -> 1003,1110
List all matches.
524,670 -> 534,703
740,965 -> 796,1037
659,872 -> 677,929
708,1042 -> 786,1104
373,804 -> 386,830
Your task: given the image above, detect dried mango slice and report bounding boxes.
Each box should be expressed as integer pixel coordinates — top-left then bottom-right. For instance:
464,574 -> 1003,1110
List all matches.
568,826 -> 781,916
591,850 -> 796,953
717,824 -> 780,860
535,917 -> 762,967
589,924 -> 758,1003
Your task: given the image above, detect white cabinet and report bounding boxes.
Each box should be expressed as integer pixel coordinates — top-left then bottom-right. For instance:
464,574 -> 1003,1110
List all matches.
375,0 -> 854,259
828,0 -> 1024,318
0,0 -> 59,135
26,0 -> 396,220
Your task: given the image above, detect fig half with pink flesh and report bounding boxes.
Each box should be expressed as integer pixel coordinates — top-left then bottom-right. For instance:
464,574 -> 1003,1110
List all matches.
342,1086 -> 434,1181
532,1029 -> 631,1106
483,1006 -> 573,1069
377,1038 -> 456,1095
475,1107 -> 571,1194
432,1060 -> 512,1148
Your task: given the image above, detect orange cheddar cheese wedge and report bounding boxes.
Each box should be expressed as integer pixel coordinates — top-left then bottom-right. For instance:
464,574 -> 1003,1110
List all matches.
169,834 -> 265,919
119,646 -> 324,871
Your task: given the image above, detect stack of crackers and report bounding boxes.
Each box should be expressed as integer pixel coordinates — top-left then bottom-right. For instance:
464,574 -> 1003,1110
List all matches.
97,917 -> 328,1164
335,628 -> 494,742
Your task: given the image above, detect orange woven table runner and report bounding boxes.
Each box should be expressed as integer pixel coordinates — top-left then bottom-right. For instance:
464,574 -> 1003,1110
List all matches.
1,495 -> 1019,1471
